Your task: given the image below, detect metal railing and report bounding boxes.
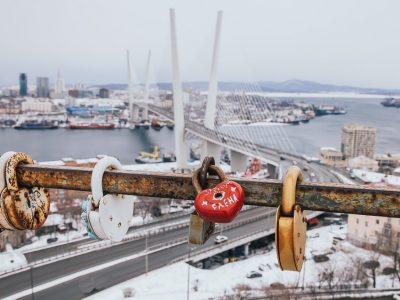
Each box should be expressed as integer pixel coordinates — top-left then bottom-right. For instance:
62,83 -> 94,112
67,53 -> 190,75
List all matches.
16,163 -> 400,217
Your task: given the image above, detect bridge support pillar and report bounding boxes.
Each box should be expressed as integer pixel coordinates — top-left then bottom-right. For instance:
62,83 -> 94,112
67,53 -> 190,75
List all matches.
131,106 -> 139,124
141,106 -> 149,121
202,141 -> 222,164
230,150 -> 248,173
267,164 -> 279,179
244,243 -> 250,256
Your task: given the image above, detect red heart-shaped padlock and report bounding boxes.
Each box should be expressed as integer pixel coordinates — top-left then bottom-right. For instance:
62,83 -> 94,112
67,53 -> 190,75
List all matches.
194,181 -> 244,223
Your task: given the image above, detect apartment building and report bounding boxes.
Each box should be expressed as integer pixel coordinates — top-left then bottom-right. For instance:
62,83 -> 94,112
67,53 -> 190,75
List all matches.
341,124 -> 376,159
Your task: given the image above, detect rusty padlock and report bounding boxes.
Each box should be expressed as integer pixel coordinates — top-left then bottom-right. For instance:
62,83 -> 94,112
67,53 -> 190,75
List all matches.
188,157 -> 216,245
0,152 -> 50,230
82,156 -> 134,242
275,166 -> 307,272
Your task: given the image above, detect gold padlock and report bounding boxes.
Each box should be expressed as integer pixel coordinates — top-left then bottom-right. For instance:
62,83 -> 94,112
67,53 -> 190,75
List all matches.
188,212 -> 215,245
0,152 -> 50,230
275,166 -> 307,271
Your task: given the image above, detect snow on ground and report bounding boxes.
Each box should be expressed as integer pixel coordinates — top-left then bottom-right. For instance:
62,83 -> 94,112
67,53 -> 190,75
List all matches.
123,160 -> 231,174
0,244 -> 28,273
17,230 -> 86,254
87,224 -> 398,300
352,169 -> 400,186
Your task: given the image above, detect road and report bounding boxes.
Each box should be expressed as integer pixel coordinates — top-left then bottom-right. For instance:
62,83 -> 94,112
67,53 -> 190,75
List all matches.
1,207 -> 273,300
23,211 -> 192,263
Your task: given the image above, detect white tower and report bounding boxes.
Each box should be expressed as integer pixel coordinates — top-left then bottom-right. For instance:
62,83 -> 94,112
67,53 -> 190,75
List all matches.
202,11 -> 224,164
142,50 -> 151,121
170,8 -> 187,169
126,50 -> 139,124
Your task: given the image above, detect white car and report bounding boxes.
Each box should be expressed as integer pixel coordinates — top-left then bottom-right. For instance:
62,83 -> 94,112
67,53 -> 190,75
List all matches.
214,235 -> 228,244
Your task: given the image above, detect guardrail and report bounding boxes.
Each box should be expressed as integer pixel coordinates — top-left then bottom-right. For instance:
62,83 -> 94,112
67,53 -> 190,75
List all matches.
16,164 -> 400,217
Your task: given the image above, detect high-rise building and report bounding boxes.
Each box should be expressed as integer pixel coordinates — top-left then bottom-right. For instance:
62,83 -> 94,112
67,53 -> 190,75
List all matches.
19,73 -> 28,96
54,71 -> 65,98
99,88 -> 110,98
36,77 -> 49,98
341,124 -> 376,159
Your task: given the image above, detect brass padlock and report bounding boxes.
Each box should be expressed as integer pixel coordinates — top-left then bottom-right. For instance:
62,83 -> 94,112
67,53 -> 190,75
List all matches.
275,166 -> 307,271
0,152 -> 50,230
188,212 -> 215,245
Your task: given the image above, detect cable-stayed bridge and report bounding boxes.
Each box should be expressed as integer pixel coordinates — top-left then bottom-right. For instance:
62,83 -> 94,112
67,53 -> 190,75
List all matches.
127,9 -> 337,182
148,103 -> 301,175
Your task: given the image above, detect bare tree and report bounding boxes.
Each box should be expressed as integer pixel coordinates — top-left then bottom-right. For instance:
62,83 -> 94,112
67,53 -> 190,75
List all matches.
363,259 -> 380,288
318,262 -> 336,290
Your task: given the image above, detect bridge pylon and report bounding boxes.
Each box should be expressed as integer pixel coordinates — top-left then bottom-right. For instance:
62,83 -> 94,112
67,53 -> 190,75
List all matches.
142,50 -> 151,121
201,10 -> 248,172
202,10 -> 224,165
170,8 -> 188,169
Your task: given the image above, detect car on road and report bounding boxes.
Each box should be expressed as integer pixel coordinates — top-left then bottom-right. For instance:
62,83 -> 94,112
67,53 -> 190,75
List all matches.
246,271 -> 262,278
214,235 -> 228,244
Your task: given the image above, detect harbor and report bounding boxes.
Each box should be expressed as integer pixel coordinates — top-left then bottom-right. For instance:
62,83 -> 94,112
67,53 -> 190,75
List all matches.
0,96 -> 398,163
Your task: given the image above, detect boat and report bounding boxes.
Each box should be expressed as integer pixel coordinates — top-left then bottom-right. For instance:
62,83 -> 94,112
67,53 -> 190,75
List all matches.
135,146 -> 163,164
166,121 -> 174,129
68,122 -> 114,129
133,120 -> 150,129
333,107 -> 347,115
151,118 -> 164,130
162,153 -> 176,162
14,120 -> 58,130
381,97 -> 400,108
315,105 -> 347,116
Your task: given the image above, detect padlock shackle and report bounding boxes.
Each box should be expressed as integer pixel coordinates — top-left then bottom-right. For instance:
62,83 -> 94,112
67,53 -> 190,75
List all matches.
192,164 -> 227,194
0,151 -> 16,192
281,166 -> 303,216
91,156 -> 122,205
5,152 -> 34,191
199,156 -> 216,188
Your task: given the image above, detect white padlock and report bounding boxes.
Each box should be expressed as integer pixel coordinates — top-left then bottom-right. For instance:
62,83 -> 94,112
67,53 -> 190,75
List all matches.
83,156 -> 133,242
0,151 -> 16,230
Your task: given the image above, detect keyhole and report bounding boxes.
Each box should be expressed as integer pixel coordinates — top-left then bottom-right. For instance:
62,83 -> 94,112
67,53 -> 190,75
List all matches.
109,216 -> 113,221
214,192 -> 223,199
118,222 -> 121,228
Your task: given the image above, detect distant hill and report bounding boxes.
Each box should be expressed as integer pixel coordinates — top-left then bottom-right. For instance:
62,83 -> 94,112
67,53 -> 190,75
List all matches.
94,79 -> 400,95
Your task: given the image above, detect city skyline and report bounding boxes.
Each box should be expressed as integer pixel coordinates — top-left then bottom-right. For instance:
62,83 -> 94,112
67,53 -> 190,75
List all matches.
1,0 -> 400,89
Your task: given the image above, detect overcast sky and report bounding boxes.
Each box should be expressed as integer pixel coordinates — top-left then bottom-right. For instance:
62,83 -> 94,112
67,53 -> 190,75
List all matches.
1,0 -> 400,88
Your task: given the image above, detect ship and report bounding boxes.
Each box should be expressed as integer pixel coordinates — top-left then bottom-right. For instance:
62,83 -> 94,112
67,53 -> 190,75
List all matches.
315,105 -> 346,116
135,146 -> 176,164
381,97 -> 400,108
133,120 -> 150,129
69,122 -> 114,129
135,146 -> 162,164
151,118 -> 164,130
14,120 -> 58,130
166,121 -> 174,130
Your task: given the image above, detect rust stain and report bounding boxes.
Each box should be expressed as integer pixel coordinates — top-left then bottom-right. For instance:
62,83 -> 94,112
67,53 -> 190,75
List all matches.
15,164 -> 400,218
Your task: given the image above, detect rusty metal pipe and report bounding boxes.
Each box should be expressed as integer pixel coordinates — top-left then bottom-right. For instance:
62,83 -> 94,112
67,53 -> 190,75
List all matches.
16,164 -> 400,218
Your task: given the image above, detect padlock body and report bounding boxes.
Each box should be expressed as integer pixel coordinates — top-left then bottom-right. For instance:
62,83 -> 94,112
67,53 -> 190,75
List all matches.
1,187 -> 49,230
275,205 -> 307,271
99,194 -> 133,242
194,181 -> 244,223
188,212 -> 215,245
